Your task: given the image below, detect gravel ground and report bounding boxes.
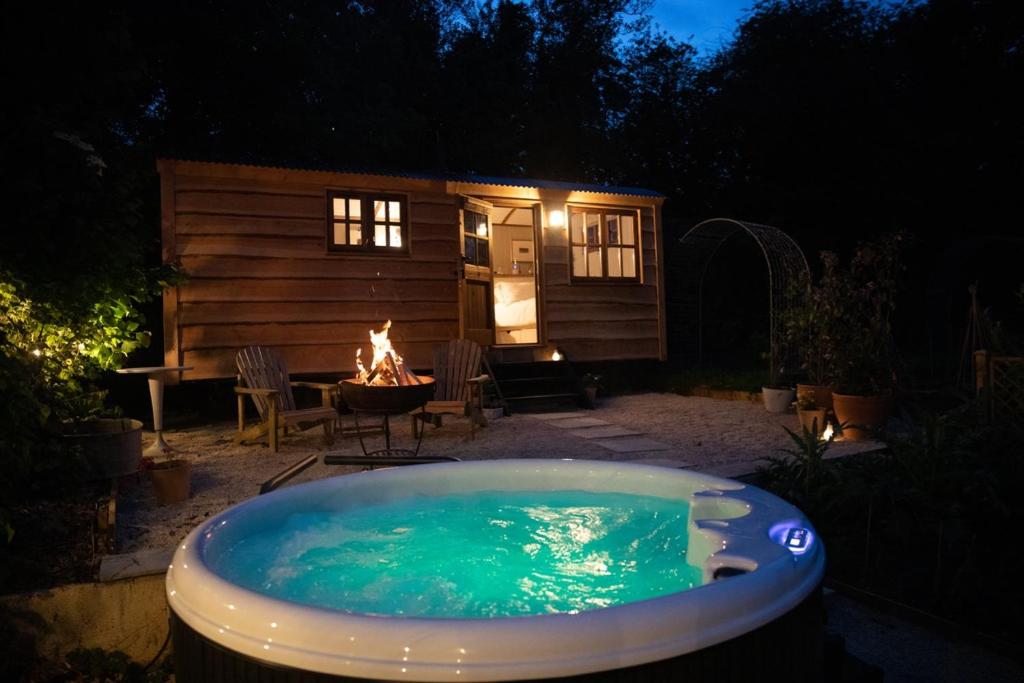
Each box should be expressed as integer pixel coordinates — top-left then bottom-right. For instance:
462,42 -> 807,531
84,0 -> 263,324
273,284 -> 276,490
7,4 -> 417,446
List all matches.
118,393 -> 879,553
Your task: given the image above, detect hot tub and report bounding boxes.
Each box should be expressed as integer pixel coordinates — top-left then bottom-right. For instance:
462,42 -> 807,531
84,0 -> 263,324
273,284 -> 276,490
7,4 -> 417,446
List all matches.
167,460 -> 824,682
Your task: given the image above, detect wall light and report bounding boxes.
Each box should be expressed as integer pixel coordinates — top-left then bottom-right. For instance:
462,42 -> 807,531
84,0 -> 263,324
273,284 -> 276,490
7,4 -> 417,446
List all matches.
551,348 -> 564,362
548,209 -> 565,228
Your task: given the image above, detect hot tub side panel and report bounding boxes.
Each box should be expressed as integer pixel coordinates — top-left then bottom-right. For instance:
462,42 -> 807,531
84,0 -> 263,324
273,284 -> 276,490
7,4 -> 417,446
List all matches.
170,586 -> 823,683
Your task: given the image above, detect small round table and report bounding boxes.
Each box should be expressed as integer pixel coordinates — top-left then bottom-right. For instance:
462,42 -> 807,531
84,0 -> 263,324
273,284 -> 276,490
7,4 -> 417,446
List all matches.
117,365 -> 193,456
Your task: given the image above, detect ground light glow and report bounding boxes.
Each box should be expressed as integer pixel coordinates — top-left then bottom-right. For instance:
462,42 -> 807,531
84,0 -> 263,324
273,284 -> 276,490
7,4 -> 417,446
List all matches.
205,489 -> 701,618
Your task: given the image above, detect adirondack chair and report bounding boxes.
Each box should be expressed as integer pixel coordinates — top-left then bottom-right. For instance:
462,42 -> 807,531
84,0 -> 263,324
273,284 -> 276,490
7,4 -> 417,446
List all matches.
411,339 -> 491,440
235,346 -> 338,452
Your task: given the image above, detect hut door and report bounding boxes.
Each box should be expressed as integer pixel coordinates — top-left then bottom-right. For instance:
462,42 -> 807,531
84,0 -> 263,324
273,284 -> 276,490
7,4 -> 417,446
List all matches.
460,199 -> 494,347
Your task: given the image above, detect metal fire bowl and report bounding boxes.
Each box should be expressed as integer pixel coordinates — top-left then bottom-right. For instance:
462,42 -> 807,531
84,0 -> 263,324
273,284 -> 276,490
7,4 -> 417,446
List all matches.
340,377 -> 435,415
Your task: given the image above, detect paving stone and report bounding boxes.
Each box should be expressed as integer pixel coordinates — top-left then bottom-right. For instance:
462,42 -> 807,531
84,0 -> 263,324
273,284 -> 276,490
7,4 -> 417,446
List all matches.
526,411 -> 591,421
592,437 -> 671,453
568,425 -> 643,439
546,417 -> 611,429
624,457 -> 694,469
99,547 -> 175,582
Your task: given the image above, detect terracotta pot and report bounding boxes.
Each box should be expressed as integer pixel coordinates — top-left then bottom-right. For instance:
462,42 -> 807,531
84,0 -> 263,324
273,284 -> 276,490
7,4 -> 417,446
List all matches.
63,418 -> 143,480
584,386 -> 599,404
762,386 -> 795,414
797,408 -> 828,436
796,384 -> 833,412
832,393 -> 894,441
149,458 -> 192,504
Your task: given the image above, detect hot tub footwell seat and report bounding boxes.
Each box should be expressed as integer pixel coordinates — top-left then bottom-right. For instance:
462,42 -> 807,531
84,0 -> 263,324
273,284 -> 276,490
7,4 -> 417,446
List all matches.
170,586 -> 823,683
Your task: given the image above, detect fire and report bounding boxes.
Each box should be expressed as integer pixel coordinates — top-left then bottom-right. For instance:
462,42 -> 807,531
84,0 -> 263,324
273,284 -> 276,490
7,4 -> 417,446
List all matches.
355,320 -> 420,386
821,423 -> 834,441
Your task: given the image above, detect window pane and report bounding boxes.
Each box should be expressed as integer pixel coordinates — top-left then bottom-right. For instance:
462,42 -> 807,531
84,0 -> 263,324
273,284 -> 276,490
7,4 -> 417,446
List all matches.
607,216 -> 619,245
388,201 -> 401,223
586,214 -> 600,245
623,248 -> 636,278
374,201 -> 386,221
608,247 -> 622,277
477,238 -> 489,266
374,223 -> 386,246
389,224 -> 402,248
571,212 -> 584,243
333,222 -> 345,245
587,246 -> 603,277
572,246 -> 587,277
622,215 -> 635,245
332,198 -> 347,219
465,235 -> 477,263
348,223 -> 362,245
348,198 -> 361,219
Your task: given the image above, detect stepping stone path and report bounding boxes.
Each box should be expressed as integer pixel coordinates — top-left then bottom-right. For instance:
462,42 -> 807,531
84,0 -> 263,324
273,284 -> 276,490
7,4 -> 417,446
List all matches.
526,412 -> 689,466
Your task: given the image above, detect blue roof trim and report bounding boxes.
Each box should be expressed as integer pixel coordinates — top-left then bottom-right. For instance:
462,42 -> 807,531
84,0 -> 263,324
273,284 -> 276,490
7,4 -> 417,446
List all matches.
163,157 -> 664,198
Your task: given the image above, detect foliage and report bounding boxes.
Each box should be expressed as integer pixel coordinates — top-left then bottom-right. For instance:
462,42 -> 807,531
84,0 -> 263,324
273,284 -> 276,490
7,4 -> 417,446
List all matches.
795,394 -> 819,410
580,372 -> 604,389
759,422 -> 835,509
62,647 -> 171,683
784,232 -> 908,395
758,402 -> 1024,642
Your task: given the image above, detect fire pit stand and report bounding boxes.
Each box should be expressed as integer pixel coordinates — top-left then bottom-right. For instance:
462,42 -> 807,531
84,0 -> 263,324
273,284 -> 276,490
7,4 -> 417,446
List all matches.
340,377 -> 435,458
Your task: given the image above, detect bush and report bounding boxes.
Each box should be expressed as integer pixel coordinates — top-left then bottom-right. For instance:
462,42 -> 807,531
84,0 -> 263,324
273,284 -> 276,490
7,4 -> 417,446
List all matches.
758,402 -> 1024,643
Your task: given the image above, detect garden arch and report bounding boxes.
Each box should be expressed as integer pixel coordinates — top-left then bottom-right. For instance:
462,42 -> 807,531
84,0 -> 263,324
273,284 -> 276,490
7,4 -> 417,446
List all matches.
673,218 -> 810,379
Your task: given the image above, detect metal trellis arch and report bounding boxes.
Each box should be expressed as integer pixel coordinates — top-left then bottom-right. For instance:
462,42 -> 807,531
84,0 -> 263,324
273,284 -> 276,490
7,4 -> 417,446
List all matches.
673,218 -> 810,379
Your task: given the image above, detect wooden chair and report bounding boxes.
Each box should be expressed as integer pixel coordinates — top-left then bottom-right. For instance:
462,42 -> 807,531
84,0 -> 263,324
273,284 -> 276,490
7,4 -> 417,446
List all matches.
235,346 -> 338,452
411,339 -> 490,440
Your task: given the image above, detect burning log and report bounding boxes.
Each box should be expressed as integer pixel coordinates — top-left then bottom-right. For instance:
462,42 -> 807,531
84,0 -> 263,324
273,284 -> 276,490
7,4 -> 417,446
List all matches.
355,320 -> 418,386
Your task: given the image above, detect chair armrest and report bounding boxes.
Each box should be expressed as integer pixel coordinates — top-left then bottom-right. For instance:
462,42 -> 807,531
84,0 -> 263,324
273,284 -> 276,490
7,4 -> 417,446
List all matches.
235,386 -> 280,397
465,374 -> 490,385
290,381 -> 339,392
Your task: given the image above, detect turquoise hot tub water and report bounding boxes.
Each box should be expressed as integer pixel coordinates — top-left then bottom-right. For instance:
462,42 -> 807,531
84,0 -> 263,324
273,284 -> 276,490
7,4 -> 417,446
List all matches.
206,489 -> 703,618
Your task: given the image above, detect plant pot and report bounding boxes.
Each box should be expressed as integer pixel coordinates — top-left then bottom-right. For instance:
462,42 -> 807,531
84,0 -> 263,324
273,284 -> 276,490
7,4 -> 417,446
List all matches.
761,386 -> 795,413
797,408 -> 828,436
148,458 -> 192,504
584,386 -> 599,404
796,384 -> 833,412
481,406 -> 504,421
63,418 -> 143,480
832,393 -> 894,441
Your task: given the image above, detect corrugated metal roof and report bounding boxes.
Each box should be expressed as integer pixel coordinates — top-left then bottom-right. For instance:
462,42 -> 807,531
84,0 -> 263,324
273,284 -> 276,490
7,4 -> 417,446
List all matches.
163,157 -> 664,198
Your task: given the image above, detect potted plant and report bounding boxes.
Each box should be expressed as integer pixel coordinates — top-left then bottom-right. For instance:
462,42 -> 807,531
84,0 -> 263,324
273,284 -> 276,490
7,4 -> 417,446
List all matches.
817,233 -> 907,440
581,373 -> 603,405
795,395 -> 827,437
782,281 -> 835,412
762,383 -> 795,413
60,389 -> 144,480
480,381 -> 504,421
145,456 -> 192,504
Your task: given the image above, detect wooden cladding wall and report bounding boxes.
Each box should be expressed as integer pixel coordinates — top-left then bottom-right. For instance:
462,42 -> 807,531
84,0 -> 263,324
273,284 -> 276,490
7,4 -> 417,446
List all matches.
163,167 -> 460,379
541,210 -> 664,361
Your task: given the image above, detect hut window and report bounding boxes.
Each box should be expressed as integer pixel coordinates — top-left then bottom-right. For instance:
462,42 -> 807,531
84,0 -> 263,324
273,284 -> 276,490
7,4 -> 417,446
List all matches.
569,208 -> 640,282
327,191 -> 408,253
463,209 -> 490,267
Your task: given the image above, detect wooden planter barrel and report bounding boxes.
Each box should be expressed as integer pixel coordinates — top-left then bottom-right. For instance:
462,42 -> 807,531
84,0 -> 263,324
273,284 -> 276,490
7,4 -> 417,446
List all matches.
63,418 -> 143,480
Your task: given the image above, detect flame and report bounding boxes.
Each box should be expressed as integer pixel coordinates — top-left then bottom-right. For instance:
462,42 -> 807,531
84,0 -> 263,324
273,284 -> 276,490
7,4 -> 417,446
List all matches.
355,320 -> 407,385
821,423 -> 834,441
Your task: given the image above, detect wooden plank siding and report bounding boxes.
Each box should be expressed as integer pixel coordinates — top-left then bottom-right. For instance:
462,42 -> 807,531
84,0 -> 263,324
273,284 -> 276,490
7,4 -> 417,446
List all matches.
159,160 -> 666,380
160,161 -> 460,379
540,208 -> 664,362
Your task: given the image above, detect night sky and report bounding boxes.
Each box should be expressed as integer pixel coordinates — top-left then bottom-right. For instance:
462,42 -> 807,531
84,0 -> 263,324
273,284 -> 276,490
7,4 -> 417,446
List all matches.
650,0 -> 752,54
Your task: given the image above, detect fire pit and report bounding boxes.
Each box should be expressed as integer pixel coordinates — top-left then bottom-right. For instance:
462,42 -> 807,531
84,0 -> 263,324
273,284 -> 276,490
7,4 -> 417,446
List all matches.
339,377 -> 434,415
341,321 -> 435,456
